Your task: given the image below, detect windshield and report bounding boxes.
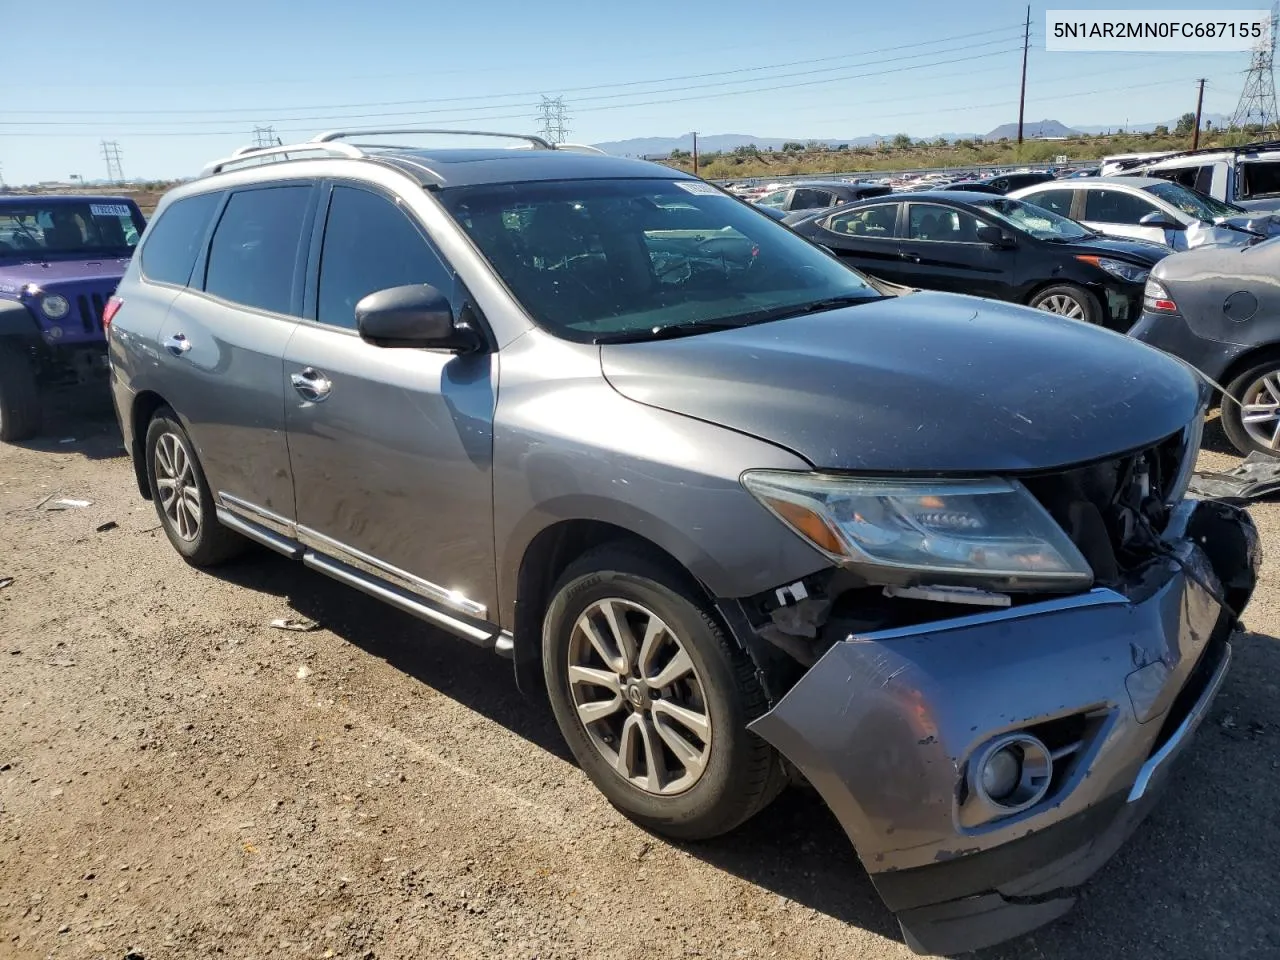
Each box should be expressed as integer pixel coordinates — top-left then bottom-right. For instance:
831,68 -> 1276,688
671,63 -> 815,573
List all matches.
439,178 -> 881,343
971,196 -> 1093,241
0,201 -> 144,257
1144,181 -> 1241,220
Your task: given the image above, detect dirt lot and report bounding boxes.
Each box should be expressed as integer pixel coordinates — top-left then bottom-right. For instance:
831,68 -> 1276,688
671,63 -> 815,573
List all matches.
2,394 -> 1278,960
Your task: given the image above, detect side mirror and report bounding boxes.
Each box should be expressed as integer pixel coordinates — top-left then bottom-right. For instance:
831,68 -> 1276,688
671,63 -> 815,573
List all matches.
976,225 -> 1015,248
355,284 -> 481,352
1139,211 -> 1184,230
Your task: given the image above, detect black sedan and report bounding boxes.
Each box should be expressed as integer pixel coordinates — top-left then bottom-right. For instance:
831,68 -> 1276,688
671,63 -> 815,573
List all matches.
1129,238 -> 1280,454
789,191 -> 1168,329
755,180 -> 892,216
949,171 -> 1057,194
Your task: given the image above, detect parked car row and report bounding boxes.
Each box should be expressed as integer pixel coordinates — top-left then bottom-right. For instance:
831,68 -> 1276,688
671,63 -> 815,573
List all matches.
0,132 -> 1267,957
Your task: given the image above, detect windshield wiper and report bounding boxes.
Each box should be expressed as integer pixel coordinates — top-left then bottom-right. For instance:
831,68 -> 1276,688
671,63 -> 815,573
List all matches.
593,319 -> 749,344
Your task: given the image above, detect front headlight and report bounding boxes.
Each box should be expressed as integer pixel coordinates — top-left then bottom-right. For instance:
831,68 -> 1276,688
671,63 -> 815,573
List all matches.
1077,256 -> 1149,284
742,471 -> 1093,590
41,294 -> 70,319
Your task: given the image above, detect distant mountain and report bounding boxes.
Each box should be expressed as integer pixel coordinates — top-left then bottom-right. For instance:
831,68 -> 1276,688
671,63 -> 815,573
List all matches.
984,119 -> 1081,140
1073,112 -> 1231,135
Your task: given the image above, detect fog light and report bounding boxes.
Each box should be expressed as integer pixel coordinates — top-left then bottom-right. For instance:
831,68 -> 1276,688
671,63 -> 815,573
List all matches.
981,746 -> 1021,801
970,733 -> 1054,814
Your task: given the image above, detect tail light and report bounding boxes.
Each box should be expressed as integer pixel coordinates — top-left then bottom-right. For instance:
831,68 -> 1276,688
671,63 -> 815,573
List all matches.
1142,278 -> 1178,314
102,296 -> 124,331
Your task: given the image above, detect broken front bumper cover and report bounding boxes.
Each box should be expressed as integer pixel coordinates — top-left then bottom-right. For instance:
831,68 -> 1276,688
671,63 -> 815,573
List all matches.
748,499 -> 1259,956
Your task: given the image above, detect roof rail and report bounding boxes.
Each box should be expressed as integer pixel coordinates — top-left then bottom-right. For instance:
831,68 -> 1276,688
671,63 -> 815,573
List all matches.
201,141 -> 364,177
1107,138 -> 1280,171
312,128 -> 553,149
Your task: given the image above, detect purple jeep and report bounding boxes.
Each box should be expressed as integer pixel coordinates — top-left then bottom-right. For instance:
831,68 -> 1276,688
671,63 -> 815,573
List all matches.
0,195 -> 146,441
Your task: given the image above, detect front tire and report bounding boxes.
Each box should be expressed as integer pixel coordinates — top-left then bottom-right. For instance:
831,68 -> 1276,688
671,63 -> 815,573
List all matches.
0,341 -> 42,443
144,408 -> 245,566
542,543 -> 784,840
1028,283 -> 1103,325
1223,358 -> 1280,456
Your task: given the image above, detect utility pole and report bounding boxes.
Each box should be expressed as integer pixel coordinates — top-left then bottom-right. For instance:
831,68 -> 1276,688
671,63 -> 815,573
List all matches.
252,125 -> 280,148
1193,79 -> 1207,148
100,140 -> 124,184
1016,5 -> 1031,147
692,132 -> 699,176
1230,3 -> 1280,131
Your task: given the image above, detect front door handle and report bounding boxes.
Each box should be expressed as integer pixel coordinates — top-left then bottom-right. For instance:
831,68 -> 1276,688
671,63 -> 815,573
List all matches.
290,367 -> 332,402
163,334 -> 191,356
902,252 -> 921,262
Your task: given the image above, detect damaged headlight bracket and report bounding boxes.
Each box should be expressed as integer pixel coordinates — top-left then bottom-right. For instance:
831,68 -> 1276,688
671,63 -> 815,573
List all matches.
742,471 -> 1094,593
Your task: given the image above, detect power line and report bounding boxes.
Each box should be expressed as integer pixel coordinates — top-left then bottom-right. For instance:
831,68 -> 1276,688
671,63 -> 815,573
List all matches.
3,24 -> 1031,115
0,42 -> 1028,133
100,140 -> 123,182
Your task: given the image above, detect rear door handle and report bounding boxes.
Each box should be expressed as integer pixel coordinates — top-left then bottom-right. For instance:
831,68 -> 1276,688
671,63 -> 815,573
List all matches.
163,334 -> 191,356
290,367 -> 332,402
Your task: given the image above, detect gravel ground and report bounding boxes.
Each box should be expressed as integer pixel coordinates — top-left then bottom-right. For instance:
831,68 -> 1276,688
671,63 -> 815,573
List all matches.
2,393 -> 1278,960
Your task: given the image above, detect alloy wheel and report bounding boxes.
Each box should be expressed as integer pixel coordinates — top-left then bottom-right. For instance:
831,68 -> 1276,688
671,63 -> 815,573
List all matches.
1240,370 -> 1280,449
1036,294 -> 1086,320
154,432 -> 202,541
567,598 -> 712,796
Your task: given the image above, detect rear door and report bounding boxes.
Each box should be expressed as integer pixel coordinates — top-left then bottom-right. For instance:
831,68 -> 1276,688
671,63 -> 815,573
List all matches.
896,202 -> 1018,299
1079,188 -> 1169,245
283,181 -> 498,623
155,182 -> 316,524
809,202 -> 906,283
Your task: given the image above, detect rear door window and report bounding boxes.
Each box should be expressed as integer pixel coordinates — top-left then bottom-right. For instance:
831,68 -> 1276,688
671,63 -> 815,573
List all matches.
791,188 -> 834,209
204,186 -> 312,315
1082,189 -> 1158,224
139,192 -> 222,287
1240,161 -> 1280,200
316,186 -> 453,330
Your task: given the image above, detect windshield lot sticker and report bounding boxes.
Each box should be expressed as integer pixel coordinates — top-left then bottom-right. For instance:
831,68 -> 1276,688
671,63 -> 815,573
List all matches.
673,181 -> 721,196
89,204 -> 132,217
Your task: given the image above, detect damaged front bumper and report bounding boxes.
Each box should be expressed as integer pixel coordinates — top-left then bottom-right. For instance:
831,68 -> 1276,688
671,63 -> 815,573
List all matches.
747,499 -> 1260,956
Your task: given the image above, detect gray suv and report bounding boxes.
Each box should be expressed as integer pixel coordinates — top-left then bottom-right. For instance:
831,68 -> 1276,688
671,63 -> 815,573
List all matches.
107,130 -> 1258,955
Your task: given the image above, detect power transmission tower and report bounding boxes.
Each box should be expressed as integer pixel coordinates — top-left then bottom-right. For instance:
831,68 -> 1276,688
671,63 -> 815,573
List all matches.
535,96 -> 570,144
100,140 -> 124,183
252,125 -> 281,148
1229,4 -> 1280,132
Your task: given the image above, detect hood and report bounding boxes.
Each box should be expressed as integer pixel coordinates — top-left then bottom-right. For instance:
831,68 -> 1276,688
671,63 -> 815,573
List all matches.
0,258 -> 131,293
600,292 -> 1201,473
1217,212 -> 1280,237
1056,233 -> 1168,264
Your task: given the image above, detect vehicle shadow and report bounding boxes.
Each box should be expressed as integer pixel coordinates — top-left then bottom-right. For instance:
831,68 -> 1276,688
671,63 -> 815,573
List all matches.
207,548 -> 1280,958
15,385 -> 125,461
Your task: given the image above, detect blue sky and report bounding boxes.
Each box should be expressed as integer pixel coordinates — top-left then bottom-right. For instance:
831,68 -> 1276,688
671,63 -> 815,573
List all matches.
4,0 -> 1266,184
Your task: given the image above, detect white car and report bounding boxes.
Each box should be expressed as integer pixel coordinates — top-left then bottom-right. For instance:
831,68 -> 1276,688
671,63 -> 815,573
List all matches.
1009,176 -> 1280,250
1100,142 -> 1280,213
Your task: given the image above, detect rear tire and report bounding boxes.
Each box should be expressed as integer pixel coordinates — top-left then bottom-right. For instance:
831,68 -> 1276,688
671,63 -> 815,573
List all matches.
542,543 -> 785,841
1028,283 -> 1103,325
0,341 -> 42,443
1223,358 -> 1280,456
144,407 -> 245,566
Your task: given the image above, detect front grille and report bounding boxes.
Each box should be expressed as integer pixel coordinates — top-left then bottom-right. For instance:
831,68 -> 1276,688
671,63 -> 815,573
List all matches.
1022,423 -> 1196,586
74,293 -> 107,333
